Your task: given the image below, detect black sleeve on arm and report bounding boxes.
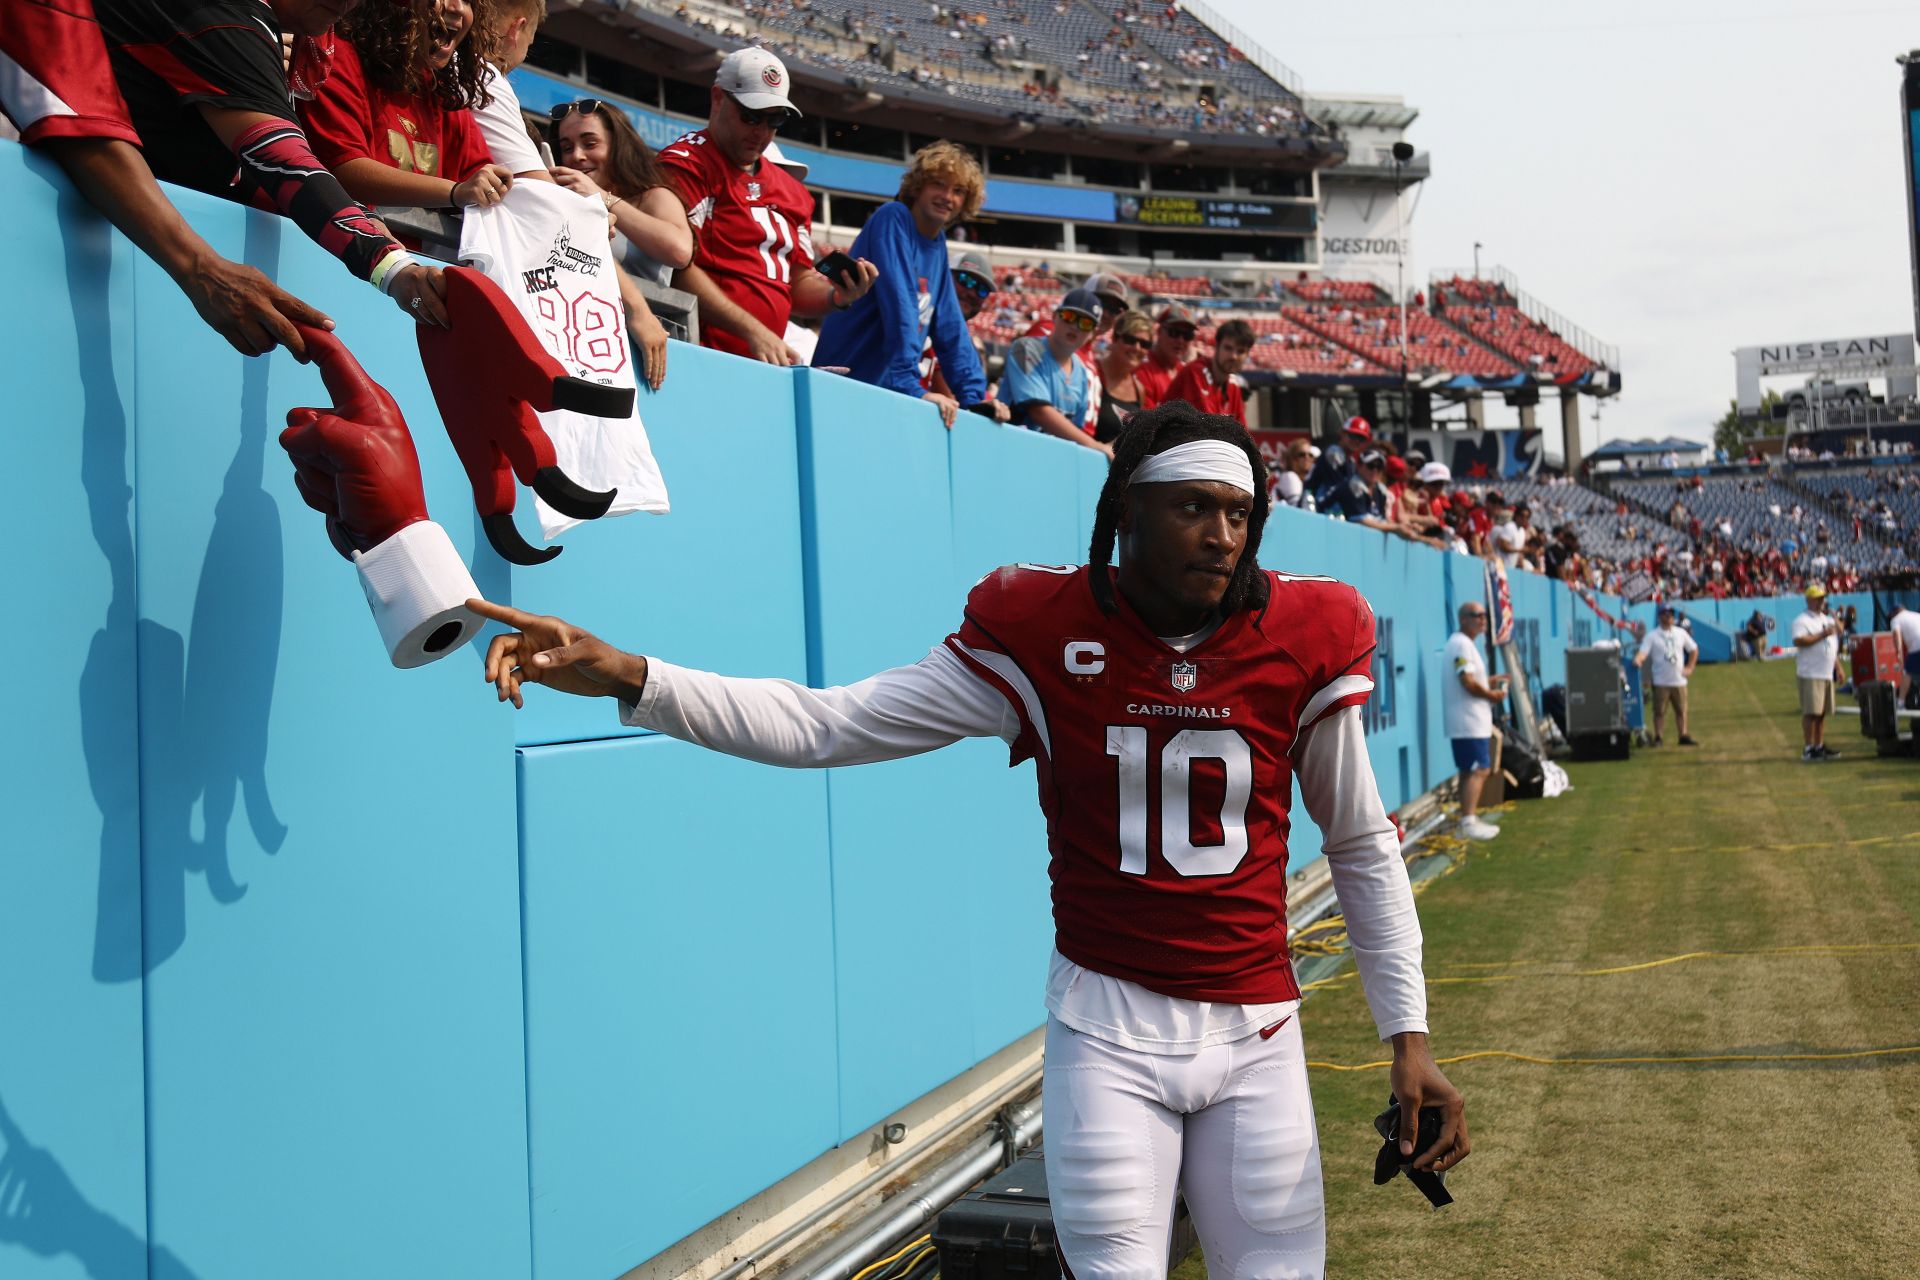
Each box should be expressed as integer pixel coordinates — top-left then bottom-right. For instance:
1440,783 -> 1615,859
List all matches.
230,120 -> 401,282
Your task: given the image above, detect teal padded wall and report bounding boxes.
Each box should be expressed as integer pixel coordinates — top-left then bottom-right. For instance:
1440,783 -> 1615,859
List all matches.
506,348 -> 811,750
125,186 -> 533,1280
517,737 -> 837,1279
0,149 -> 151,1280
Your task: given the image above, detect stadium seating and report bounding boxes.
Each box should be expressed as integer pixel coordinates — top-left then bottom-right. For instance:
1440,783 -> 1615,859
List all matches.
1611,474 -> 1905,575
681,0 -> 1321,135
1286,278 -> 1388,304
1125,273 -> 1218,298
1286,305 -> 1521,379
1430,277 -> 1594,378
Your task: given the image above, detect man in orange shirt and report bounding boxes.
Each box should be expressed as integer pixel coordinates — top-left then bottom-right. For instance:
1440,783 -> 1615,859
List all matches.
1165,318 -> 1252,425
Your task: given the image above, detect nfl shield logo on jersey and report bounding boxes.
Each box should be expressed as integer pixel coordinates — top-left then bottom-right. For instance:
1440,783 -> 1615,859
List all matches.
747,181 -> 762,200
1170,661 -> 1198,693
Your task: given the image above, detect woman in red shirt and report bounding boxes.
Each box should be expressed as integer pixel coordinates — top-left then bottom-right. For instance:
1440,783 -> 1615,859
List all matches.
299,0 -> 514,213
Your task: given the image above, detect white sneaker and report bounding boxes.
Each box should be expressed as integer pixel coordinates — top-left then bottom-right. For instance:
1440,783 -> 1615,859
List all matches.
1458,817 -> 1500,841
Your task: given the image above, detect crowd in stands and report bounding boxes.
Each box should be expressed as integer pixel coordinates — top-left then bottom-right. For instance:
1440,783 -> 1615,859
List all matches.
31,1 -> 1897,614
664,0 -> 1329,136
1264,418 -> 1915,600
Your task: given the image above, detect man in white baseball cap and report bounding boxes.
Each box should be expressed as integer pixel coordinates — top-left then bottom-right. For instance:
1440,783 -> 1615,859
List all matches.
715,47 -> 801,117
658,47 -> 877,363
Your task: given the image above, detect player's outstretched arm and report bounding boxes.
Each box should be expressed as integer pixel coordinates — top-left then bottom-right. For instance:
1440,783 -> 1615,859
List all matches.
43,136 -> 333,357
469,599 -> 648,707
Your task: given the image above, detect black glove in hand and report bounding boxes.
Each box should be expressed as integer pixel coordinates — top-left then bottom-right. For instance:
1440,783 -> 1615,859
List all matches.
1372,1095 -> 1454,1208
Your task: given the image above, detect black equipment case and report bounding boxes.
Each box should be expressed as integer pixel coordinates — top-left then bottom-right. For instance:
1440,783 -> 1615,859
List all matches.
933,1147 -> 1196,1280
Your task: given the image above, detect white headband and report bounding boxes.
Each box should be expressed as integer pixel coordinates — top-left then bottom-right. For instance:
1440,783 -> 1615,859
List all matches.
1128,439 -> 1256,496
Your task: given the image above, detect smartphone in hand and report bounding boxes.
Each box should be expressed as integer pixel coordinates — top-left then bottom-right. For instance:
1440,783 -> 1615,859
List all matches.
816,250 -> 859,289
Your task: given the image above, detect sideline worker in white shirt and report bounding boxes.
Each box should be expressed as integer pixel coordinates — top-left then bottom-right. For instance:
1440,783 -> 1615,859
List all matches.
1790,583 -> 1844,762
1633,605 -> 1700,746
1442,603 -> 1509,840
1890,603 -> 1920,706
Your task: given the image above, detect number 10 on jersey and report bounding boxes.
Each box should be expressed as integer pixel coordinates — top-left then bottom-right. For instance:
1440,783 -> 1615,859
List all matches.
1105,727 -> 1253,877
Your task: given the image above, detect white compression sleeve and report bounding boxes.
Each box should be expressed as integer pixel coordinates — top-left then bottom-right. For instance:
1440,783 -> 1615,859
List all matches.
618,643 -> 1019,767
1294,704 -> 1429,1039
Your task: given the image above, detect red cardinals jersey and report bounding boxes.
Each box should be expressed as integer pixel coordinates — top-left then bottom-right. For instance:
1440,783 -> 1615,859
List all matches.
944,564 -> 1376,1003
658,129 -> 816,358
1165,358 -> 1245,425
298,38 -> 492,183
1134,353 -> 1180,408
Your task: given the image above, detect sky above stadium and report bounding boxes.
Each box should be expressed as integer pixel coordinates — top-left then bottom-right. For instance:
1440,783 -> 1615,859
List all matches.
1223,0 -> 1917,450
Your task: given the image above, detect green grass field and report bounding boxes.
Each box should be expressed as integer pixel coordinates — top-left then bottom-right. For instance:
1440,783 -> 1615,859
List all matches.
1181,657 -> 1920,1279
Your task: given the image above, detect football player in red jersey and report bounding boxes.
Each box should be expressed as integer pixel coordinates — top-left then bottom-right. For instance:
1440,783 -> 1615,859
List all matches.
659,47 -> 878,365
469,402 -> 1468,1279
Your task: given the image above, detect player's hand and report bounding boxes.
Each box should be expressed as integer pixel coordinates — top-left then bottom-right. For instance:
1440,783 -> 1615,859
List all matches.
743,323 -> 801,366
1389,1033 -> 1469,1172
467,599 -> 646,707
549,166 -> 605,204
181,250 -> 334,358
830,257 -> 879,309
924,391 -> 959,429
452,164 -> 514,209
630,306 -> 669,391
390,263 -> 449,328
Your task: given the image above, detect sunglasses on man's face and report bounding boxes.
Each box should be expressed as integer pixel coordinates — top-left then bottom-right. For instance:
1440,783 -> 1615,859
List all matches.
1055,310 -> 1097,333
731,97 -> 790,131
550,99 -> 603,125
955,273 -> 993,296
1166,326 -> 1197,341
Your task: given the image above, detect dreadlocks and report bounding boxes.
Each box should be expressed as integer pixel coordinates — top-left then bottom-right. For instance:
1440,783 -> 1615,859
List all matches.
1087,401 -> 1271,617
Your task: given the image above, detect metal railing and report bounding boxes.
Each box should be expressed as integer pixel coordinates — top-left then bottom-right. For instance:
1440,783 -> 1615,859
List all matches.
1429,264 -> 1619,371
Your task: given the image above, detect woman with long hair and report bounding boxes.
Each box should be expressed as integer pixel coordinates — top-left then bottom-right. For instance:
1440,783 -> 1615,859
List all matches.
545,100 -> 692,389
1093,309 -> 1154,444
300,0 -> 514,213
549,100 -> 693,287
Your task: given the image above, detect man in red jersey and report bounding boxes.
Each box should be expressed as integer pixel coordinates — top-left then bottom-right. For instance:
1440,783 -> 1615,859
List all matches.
660,47 -> 877,364
1134,303 -> 1197,406
1166,318 -> 1252,425
467,403 -> 1468,1280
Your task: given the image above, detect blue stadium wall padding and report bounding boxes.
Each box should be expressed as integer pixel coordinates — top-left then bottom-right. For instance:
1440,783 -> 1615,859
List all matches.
505,347 -> 812,749
125,188 -> 534,1279
517,737 -> 839,1279
1,147 -> 151,1280
795,370 -> 979,1135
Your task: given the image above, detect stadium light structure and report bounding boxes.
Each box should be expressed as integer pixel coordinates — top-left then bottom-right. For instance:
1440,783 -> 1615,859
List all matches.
1393,140 -> 1416,413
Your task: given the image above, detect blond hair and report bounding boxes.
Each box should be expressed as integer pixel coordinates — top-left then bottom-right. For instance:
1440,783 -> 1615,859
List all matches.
897,140 -> 985,226
1111,309 -> 1153,343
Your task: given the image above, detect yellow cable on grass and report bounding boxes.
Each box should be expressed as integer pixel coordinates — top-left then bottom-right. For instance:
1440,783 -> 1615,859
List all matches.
1308,1045 -> 1920,1072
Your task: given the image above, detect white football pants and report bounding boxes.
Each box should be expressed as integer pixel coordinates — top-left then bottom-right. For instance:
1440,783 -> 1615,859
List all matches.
1042,1014 -> 1325,1280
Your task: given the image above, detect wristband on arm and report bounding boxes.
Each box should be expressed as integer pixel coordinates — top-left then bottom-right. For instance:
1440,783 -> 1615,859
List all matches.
230,119 -> 405,283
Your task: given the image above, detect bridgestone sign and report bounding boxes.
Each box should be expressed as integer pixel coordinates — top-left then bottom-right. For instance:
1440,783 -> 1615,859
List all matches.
1733,331 -> 1915,412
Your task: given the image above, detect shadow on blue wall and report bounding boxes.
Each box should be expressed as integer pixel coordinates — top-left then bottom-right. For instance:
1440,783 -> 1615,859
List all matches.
0,1093 -> 196,1280
84,218 -> 293,981
63,180 -> 149,987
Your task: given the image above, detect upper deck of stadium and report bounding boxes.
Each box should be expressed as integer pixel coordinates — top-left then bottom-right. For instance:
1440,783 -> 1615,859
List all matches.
538,0 -> 1342,162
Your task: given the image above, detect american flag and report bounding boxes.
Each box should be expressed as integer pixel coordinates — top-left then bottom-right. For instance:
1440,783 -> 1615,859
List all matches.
1487,560 -> 1515,646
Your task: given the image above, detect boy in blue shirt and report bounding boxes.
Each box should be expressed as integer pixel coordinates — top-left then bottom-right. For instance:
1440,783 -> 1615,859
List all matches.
813,141 -> 1002,425
996,289 -> 1112,458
